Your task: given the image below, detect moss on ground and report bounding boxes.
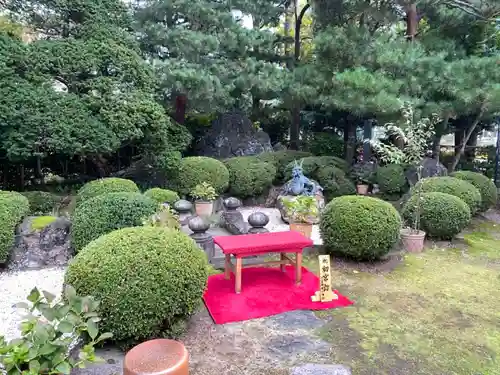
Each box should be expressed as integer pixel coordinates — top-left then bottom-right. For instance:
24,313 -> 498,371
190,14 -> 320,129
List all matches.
31,215 -> 57,231
306,224 -> 500,375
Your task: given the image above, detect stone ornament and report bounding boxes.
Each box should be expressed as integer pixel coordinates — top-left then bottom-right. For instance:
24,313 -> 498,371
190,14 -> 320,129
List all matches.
248,212 -> 270,234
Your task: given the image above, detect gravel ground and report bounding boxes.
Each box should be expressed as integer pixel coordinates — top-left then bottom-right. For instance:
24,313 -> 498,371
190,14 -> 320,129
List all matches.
0,267 -> 66,341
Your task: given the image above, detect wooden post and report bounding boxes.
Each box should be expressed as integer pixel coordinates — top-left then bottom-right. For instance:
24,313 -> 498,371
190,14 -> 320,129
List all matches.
295,252 -> 302,285
311,255 -> 338,302
235,257 -> 242,294
224,254 -> 231,280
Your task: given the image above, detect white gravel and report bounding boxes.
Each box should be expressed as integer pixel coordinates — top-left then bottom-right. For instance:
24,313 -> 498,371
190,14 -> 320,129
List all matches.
0,267 -> 66,341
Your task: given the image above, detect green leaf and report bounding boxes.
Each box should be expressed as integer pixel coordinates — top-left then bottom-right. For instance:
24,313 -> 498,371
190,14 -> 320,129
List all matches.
28,359 -> 41,373
57,321 -> 74,334
55,361 -> 72,374
27,288 -> 41,303
64,285 -> 77,301
96,332 -> 113,343
42,291 -> 56,303
13,302 -> 30,309
39,306 -> 57,321
38,343 -> 59,355
87,320 -> 98,340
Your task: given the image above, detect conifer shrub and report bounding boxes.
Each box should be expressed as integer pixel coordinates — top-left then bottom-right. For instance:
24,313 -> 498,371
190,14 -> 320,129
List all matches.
64,226 -> 208,347
412,176 -> 482,215
256,151 -> 312,183
169,156 -> 229,195
0,191 -> 29,263
376,164 -> 407,194
143,188 -> 180,205
451,171 -> 497,212
77,178 -> 139,205
21,191 -> 62,214
320,196 -> 401,261
71,192 -> 157,252
224,157 -> 276,198
402,192 -> 471,239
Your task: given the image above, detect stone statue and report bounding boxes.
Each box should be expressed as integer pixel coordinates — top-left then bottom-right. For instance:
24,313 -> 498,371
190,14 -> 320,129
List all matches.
283,160 -> 323,196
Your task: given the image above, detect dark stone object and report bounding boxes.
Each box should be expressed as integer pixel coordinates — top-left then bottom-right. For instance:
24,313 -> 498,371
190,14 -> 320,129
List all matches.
248,212 -> 269,234
188,216 -> 215,263
195,111 -> 273,158
406,157 -> 447,186
220,197 -> 249,235
174,199 -> 193,225
224,197 -> 242,210
290,364 -> 352,375
264,311 -> 324,331
265,334 -> 331,359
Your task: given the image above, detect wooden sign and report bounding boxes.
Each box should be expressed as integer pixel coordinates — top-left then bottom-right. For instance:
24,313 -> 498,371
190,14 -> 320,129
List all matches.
311,255 -> 338,302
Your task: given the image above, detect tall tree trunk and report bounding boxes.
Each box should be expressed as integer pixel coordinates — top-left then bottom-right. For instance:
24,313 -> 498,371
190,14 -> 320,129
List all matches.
465,127 -> 480,163
345,121 -> 356,165
450,108 -> 485,172
174,94 -> 187,124
406,3 -> 418,41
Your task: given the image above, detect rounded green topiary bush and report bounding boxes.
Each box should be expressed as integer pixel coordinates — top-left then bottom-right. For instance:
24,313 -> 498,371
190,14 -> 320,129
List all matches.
0,191 -> 29,263
77,178 -> 139,205
284,156 -> 349,181
320,196 -> 402,261
169,156 -> 229,195
21,191 -> 62,214
143,188 -> 180,205
412,176 -> 482,215
450,171 -> 497,212
71,192 -> 157,252
315,166 -> 356,201
402,192 -> 471,239
256,151 -> 312,183
224,157 -> 276,198
376,164 -> 407,194
64,226 -> 208,346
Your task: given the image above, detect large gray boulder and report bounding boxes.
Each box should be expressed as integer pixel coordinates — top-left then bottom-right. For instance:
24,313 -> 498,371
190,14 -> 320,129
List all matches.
405,157 -> 447,186
196,111 -> 273,158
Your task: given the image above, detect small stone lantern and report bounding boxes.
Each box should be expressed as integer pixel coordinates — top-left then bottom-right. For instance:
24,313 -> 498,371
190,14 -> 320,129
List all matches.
188,216 -> 215,262
248,212 -> 270,234
173,199 -> 193,226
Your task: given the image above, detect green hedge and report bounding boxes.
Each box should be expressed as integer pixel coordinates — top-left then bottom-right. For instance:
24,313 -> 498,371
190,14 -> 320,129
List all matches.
21,191 -> 62,214
169,156 -> 229,195
224,157 -> 276,198
402,192 -> 471,239
376,164 -> 407,194
316,166 -> 356,201
0,191 -> 30,263
306,132 -> 344,158
255,151 -> 312,183
284,156 -> 349,180
65,226 -> 208,346
451,171 -> 497,212
71,192 -> 157,252
412,176 -> 482,215
143,188 -> 180,205
77,178 -> 139,205
320,196 -> 401,261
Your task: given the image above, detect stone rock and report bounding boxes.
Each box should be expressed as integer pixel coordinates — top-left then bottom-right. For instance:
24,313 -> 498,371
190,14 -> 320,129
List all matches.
277,193 -> 325,224
264,311 -> 324,331
9,216 -> 72,270
265,335 -> 331,359
247,212 -> 270,234
196,111 -> 273,158
220,197 -> 250,235
406,157 -> 447,186
290,364 -> 352,375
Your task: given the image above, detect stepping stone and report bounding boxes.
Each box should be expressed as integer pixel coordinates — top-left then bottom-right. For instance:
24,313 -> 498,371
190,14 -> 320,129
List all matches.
290,364 -> 352,375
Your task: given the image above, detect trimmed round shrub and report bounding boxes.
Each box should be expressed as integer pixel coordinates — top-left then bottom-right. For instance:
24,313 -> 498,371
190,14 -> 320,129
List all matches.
256,150 -> 312,183
316,166 -> 356,201
224,157 -> 276,198
284,156 -> 349,181
64,226 -> 208,346
402,192 -> 471,239
144,188 -> 180,205
412,176 -> 482,215
77,178 -> 139,205
21,191 -> 62,214
71,192 -> 157,252
169,156 -> 229,195
451,171 -> 497,212
0,191 -> 29,263
376,164 -> 407,194
320,196 -> 401,261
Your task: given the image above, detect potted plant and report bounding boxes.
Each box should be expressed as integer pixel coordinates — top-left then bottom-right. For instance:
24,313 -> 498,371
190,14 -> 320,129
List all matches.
191,182 -> 217,217
368,103 -> 439,253
350,162 -> 375,195
282,195 -> 318,238
0,285 -> 111,375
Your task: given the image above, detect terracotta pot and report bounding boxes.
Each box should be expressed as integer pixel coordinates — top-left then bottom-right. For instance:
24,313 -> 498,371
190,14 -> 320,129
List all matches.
400,228 -> 426,253
356,184 -> 369,195
195,201 -> 213,217
290,222 -> 313,239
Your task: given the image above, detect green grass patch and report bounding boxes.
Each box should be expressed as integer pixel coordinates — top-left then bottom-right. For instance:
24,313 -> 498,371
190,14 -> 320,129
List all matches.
31,215 -> 57,231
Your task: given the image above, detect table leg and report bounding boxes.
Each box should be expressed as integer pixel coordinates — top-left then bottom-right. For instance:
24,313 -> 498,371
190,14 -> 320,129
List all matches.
295,252 -> 302,285
224,254 -> 231,280
235,257 -> 242,294
280,253 -> 286,272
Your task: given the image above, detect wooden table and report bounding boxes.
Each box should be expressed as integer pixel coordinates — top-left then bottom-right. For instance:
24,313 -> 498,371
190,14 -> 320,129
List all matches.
213,231 -> 314,294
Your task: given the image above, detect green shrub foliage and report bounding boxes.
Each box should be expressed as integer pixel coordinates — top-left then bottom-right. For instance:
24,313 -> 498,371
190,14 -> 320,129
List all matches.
0,191 -> 29,263
376,164 -> 407,194
65,226 -> 208,346
306,132 -> 344,158
412,177 -> 482,215
144,188 -> 180,205
169,156 -> 229,195
315,166 -> 356,201
21,191 -> 62,214
71,192 -> 157,252
451,171 -> 497,212
284,156 -> 349,181
77,178 -> 139,205
224,157 -> 276,198
402,192 -> 471,239
320,196 -> 401,261
256,151 -> 312,183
